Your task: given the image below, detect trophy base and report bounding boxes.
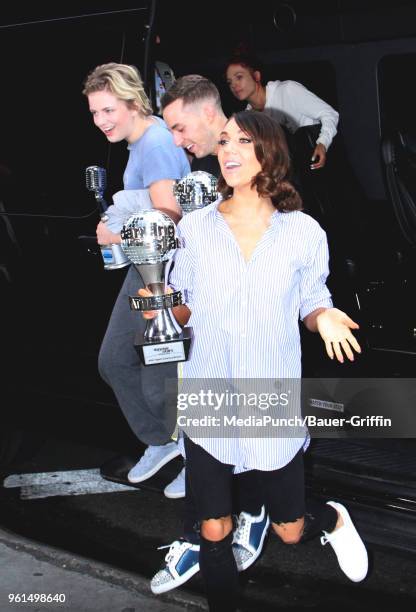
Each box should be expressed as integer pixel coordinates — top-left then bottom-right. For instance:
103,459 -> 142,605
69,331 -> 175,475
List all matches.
135,327 -> 193,366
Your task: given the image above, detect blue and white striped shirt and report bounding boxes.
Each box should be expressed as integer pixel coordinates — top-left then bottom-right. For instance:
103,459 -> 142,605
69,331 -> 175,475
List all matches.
170,200 -> 333,471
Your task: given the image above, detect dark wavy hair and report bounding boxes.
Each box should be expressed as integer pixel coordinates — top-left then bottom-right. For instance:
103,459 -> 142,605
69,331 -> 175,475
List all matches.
224,45 -> 265,85
218,110 -> 303,212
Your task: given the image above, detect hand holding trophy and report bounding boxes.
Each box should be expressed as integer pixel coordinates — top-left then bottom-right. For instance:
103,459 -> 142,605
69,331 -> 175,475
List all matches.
120,210 -> 192,366
120,172 -> 217,365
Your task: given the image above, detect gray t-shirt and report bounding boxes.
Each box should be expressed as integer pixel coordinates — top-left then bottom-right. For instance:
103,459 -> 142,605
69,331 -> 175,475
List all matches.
106,117 -> 190,232
123,116 -> 189,189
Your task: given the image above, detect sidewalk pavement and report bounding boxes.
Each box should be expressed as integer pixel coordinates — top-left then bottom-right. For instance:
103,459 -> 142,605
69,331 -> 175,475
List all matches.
0,526 -> 207,612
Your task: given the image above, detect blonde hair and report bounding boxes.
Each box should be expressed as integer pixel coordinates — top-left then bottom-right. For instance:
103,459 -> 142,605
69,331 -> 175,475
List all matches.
82,62 -> 153,116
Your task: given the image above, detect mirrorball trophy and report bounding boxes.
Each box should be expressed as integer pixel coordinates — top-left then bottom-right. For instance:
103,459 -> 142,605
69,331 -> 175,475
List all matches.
120,210 -> 193,366
173,171 -> 218,214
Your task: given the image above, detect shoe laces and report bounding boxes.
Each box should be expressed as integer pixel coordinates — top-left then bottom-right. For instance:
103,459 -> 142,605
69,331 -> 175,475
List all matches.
233,513 -> 250,545
320,529 -> 334,546
157,540 -> 189,565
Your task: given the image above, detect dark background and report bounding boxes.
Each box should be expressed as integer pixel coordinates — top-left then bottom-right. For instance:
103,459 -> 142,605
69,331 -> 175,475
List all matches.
1,0 -> 415,468
1,4 -> 416,609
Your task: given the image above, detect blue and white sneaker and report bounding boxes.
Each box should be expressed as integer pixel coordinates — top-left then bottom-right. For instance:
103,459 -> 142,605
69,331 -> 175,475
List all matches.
150,539 -> 200,594
232,505 -> 270,571
150,506 -> 270,594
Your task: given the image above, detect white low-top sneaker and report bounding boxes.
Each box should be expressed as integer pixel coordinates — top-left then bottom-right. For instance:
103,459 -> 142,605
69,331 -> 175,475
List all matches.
321,500 -> 368,582
127,442 -> 181,483
164,467 -> 186,499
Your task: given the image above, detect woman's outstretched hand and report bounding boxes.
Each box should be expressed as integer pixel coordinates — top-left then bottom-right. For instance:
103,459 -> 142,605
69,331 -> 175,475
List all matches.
316,308 -> 361,363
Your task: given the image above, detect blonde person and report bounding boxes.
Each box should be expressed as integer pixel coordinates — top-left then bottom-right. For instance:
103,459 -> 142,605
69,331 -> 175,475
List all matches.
82,63 -> 189,495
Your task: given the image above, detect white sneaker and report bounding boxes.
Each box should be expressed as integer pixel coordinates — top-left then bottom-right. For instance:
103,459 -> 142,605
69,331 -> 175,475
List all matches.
232,505 -> 270,571
127,442 -> 181,483
164,467 -> 185,499
321,500 -> 368,582
150,539 -> 200,594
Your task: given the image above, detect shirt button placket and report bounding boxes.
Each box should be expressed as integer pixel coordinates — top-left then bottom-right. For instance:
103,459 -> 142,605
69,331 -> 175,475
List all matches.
239,263 -> 248,377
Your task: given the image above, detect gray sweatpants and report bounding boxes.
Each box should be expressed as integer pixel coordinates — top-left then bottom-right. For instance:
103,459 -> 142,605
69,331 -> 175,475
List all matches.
98,264 -> 177,446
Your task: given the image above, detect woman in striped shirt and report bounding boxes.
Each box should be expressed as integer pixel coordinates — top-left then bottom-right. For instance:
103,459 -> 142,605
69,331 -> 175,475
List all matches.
142,110 -> 367,612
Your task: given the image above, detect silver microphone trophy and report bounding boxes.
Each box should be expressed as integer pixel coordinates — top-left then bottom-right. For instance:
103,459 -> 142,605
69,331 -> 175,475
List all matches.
120,210 -> 193,366
85,165 -> 130,270
173,171 -> 218,214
